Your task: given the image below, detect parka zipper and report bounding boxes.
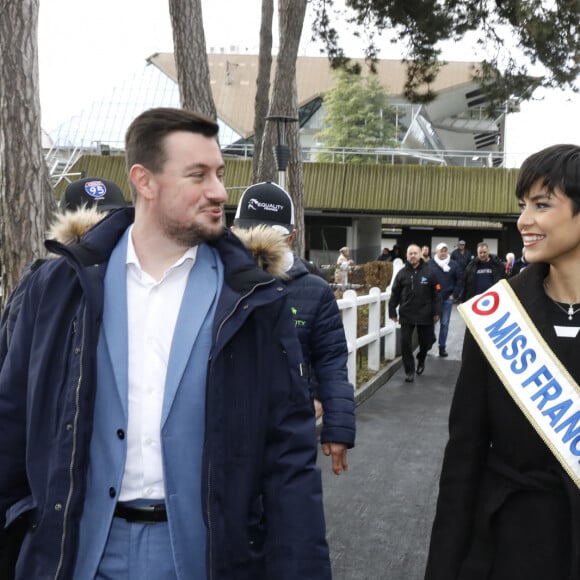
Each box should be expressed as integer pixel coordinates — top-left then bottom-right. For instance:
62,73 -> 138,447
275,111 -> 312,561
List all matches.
54,309 -> 86,580
214,278 -> 277,345
206,461 -> 214,580
206,276 -> 278,579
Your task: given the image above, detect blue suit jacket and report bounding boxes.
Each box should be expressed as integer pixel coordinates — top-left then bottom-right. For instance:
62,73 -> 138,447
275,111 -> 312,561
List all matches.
74,229 -> 222,579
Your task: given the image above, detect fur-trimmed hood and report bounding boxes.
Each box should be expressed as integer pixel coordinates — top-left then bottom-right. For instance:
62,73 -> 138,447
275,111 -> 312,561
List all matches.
232,225 -> 290,279
47,212 -> 291,280
47,206 -> 106,249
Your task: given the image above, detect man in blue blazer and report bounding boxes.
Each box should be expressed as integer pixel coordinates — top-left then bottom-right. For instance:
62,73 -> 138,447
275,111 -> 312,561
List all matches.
0,108 -> 331,579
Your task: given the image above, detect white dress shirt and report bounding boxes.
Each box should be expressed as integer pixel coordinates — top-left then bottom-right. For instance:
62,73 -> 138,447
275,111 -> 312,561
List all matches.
119,227 -> 197,501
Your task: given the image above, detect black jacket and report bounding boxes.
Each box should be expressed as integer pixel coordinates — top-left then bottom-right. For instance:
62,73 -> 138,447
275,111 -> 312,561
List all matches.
461,254 -> 505,302
285,256 -> 356,447
388,260 -> 441,325
450,248 -> 473,272
233,226 -> 355,448
426,263 -> 580,580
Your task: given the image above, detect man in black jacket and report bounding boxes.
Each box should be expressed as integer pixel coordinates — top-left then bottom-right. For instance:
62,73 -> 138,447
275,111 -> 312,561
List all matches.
460,241 -> 506,302
389,244 -> 441,382
450,239 -> 473,298
233,182 -> 355,476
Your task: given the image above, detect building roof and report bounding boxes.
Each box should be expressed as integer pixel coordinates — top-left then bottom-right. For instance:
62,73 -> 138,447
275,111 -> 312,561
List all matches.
147,52 -> 481,140
58,155 -> 521,221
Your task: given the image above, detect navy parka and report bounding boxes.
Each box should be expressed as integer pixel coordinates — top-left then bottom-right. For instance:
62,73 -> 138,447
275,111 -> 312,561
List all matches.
0,208 -> 330,580
286,256 -> 355,448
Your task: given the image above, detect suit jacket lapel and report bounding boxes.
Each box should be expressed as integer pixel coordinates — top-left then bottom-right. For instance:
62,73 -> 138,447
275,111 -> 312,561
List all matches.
161,244 -> 219,425
102,228 -> 130,418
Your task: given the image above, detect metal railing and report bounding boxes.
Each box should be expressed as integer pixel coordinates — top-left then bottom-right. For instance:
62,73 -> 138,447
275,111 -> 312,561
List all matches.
223,143 -> 510,168
45,142 -> 513,181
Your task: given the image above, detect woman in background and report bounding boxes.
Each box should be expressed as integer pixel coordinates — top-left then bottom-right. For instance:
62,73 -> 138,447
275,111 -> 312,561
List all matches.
335,246 -> 354,285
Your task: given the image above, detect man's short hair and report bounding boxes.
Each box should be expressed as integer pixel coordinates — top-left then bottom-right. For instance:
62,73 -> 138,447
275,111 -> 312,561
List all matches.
515,144 -> 580,215
125,107 -> 219,199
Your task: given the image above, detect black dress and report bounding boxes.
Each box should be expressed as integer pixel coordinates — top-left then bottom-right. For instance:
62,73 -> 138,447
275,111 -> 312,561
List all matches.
425,263 -> 580,580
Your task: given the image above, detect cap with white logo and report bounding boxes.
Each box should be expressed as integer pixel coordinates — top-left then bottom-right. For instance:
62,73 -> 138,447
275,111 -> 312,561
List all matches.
60,177 -> 127,212
234,182 -> 295,234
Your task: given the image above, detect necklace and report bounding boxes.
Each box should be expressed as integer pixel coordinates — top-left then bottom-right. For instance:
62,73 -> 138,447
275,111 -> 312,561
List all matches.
553,301 -> 580,321
543,278 -> 580,320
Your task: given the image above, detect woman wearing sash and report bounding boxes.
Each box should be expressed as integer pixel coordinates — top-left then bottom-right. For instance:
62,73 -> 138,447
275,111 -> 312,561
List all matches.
425,144 -> 580,580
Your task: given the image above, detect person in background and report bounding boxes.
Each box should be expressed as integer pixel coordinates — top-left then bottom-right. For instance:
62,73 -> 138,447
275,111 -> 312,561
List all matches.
377,247 -> 392,261
391,244 -> 403,260
425,143 -> 580,580
460,241 -> 506,302
233,181 -> 356,476
505,251 -> 515,277
59,176 -> 129,214
422,244 -> 431,263
389,243 -> 441,382
335,245 -> 354,286
430,242 -> 461,357
0,177 -> 128,358
511,247 -> 529,275
450,240 -> 473,298
0,107 -> 330,580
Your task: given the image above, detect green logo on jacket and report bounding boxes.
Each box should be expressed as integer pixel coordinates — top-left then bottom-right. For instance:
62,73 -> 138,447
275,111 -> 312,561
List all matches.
291,306 -> 307,327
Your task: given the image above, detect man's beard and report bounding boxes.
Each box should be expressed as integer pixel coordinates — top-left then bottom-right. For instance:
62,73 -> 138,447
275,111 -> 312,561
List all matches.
162,216 -> 224,247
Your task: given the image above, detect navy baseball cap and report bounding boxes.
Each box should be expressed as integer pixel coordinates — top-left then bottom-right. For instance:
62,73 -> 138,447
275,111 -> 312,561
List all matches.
234,182 -> 295,235
60,177 -> 128,212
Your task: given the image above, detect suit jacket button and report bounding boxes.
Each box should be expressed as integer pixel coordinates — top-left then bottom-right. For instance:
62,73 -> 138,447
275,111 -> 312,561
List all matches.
109,487 -> 116,498
117,429 -> 125,440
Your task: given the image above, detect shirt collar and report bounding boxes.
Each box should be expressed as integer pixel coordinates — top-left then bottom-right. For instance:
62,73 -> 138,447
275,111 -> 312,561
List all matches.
126,225 -> 198,276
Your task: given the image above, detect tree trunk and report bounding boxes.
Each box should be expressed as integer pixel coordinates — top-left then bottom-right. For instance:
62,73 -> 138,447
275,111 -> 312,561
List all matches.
265,0 -> 308,257
286,90 -> 305,258
0,0 -> 55,307
252,0 -> 275,183
169,0 -> 217,119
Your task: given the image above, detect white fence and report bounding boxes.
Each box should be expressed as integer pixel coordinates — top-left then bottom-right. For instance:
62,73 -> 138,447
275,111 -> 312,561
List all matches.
336,259 -> 404,386
337,287 -> 397,386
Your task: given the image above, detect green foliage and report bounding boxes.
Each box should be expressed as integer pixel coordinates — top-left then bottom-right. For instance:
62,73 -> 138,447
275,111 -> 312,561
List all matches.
317,69 -> 398,163
311,0 -> 580,109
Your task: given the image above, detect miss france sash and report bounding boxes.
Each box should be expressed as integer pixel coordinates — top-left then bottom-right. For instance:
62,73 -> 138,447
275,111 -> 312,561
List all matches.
459,280 -> 580,488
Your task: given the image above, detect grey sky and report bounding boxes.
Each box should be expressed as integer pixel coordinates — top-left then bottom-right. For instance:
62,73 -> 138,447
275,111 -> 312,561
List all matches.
38,0 -> 579,166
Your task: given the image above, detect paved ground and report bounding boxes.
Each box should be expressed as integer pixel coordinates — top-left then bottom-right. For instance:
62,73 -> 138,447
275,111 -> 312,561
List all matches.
318,306 -> 466,580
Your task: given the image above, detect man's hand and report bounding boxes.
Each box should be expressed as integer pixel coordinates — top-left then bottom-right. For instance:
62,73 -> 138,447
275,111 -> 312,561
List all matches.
314,398 -> 323,420
322,443 -> 348,475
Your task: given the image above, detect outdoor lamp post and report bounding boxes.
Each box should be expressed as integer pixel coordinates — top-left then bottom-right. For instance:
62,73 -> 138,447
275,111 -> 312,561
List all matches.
266,114 -> 298,190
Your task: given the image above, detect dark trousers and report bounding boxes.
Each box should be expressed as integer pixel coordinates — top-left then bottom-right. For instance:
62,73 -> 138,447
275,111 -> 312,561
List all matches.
400,323 -> 435,374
